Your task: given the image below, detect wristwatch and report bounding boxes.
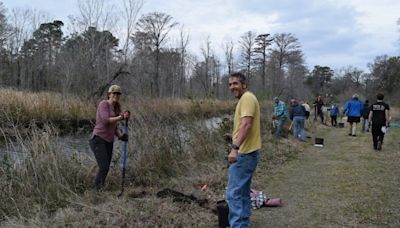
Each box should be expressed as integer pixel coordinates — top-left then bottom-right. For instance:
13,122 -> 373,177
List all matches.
231,144 -> 240,150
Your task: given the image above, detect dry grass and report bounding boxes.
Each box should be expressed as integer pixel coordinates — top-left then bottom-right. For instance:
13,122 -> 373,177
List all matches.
0,88 -> 95,122
0,124 -> 92,221
0,88 -> 235,135
128,97 -> 235,118
390,106 -> 400,120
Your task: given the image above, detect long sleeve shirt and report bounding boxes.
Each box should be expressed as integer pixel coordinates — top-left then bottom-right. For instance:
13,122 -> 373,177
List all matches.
273,101 -> 288,119
93,100 -> 119,142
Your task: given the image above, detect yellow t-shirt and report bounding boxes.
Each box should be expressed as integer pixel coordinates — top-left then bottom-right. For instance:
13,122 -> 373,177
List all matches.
232,91 -> 261,153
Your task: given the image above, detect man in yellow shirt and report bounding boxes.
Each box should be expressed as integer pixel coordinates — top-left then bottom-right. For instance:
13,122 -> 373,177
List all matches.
227,72 -> 261,227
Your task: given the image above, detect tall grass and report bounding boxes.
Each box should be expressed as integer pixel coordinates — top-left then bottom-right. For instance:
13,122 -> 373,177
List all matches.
0,88 -> 235,135
0,89 -> 95,134
0,123 -> 91,221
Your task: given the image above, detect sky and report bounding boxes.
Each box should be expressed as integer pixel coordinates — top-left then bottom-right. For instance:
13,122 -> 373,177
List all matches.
2,0 -> 400,72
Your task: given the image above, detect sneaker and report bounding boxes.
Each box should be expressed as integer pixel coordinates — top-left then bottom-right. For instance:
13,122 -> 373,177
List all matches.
377,141 -> 382,150
348,133 -> 352,136
352,134 -> 356,137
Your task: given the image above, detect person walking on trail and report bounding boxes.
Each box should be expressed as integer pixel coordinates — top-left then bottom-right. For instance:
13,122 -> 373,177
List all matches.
313,96 -> 324,124
362,99 -> 370,132
227,72 -> 261,227
343,94 -> 364,137
289,99 -> 306,142
329,103 -> 339,127
89,85 -> 130,190
369,93 -> 390,151
272,96 -> 288,139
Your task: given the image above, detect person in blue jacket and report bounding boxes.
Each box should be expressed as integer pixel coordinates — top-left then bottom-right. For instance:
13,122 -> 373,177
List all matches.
289,99 -> 306,142
329,103 -> 339,127
343,94 -> 364,136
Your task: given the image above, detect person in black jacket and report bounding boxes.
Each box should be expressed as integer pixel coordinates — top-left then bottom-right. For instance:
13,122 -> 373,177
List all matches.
361,100 -> 370,132
313,96 -> 324,124
368,93 -> 390,151
289,99 -> 307,142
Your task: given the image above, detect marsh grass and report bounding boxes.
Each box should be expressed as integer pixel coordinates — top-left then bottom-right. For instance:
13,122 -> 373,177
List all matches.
0,123 -> 92,221
0,89 -> 234,136
0,89 -> 95,135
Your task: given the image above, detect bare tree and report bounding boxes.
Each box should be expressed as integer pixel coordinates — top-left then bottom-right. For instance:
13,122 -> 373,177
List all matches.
254,33 -> 273,89
223,40 -> 234,74
121,0 -> 143,63
239,31 -> 256,84
135,12 -> 178,97
200,36 -> 213,96
29,8 -> 51,32
342,66 -> 364,89
8,8 -> 31,55
286,50 -> 308,98
270,33 -> 301,95
177,25 -> 189,97
0,2 -> 10,48
75,0 -> 118,32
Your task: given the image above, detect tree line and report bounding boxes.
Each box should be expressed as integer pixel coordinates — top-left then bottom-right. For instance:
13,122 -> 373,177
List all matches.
0,0 -> 399,105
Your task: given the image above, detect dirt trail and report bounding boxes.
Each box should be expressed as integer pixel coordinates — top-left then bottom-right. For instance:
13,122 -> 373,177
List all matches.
252,125 -> 400,227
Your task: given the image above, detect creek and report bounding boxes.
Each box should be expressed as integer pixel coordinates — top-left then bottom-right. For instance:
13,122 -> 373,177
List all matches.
0,117 -> 225,164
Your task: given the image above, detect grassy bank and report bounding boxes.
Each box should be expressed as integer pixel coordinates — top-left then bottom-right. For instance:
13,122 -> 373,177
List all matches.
0,88 -> 235,135
0,89 -> 303,227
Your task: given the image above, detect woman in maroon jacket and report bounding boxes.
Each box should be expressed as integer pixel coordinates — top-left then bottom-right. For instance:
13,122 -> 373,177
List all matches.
89,85 -> 130,189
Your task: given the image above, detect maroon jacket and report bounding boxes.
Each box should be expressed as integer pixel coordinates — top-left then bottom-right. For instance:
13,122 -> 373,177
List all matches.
93,100 -> 119,142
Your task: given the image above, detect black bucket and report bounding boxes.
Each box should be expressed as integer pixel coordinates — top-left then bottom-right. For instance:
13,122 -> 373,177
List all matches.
338,122 -> 344,128
216,200 -> 229,227
315,137 -> 324,145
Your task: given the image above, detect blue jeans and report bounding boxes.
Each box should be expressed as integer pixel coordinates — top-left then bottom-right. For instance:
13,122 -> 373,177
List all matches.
226,151 -> 260,228
293,116 -> 305,141
275,117 -> 287,139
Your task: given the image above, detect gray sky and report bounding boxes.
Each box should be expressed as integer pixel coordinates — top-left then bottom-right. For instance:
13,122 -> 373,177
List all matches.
2,0 -> 400,72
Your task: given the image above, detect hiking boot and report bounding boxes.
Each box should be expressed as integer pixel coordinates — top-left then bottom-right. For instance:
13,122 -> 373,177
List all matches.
352,134 -> 356,137
377,141 -> 382,150
348,133 -> 352,136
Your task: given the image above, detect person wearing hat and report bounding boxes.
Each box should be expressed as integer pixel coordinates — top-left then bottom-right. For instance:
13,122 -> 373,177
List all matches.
272,96 -> 288,139
89,85 -> 130,190
368,93 -> 390,150
342,94 -> 364,136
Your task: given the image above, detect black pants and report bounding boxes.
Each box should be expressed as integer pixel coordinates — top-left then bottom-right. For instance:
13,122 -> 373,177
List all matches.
89,135 -> 114,188
330,115 -> 337,126
371,124 -> 385,149
318,111 -> 324,123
